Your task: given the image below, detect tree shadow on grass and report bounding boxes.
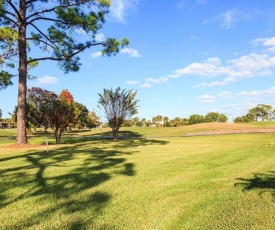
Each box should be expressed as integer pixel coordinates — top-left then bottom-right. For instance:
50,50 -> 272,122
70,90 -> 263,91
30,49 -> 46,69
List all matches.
0,136 -> 169,229
77,130 -> 144,139
235,171 -> 275,199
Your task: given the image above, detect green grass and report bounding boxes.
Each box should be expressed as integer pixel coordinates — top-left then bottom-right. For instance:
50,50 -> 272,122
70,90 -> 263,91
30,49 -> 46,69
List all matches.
0,124 -> 274,229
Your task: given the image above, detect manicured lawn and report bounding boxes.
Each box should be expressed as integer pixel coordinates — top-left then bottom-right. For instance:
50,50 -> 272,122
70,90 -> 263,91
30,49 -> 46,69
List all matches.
0,125 -> 274,229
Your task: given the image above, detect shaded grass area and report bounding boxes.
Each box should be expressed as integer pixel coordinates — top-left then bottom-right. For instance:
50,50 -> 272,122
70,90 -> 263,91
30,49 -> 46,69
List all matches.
0,130 -> 274,229
0,137 -> 168,229
235,171 -> 275,197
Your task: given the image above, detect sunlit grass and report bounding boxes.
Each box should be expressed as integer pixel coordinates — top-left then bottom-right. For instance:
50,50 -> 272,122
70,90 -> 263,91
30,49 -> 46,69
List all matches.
0,125 -> 274,229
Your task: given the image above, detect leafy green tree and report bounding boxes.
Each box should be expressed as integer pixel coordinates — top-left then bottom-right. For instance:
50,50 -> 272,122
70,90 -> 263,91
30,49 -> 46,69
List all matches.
136,120 -> 143,127
249,104 -> 272,121
72,102 -> 89,129
0,0 -> 129,145
122,119 -> 132,127
243,113 -> 254,122
132,117 -> 139,127
163,116 -> 169,127
155,115 -> 162,127
189,114 -> 205,125
0,108 -> 2,120
141,118 -> 146,127
182,118 -> 189,126
87,111 -> 100,129
0,27 -> 18,90
234,116 -> 244,123
27,87 -> 58,132
170,117 -> 181,127
205,112 -> 220,122
46,98 -> 75,144
145,120 -> 151,127
270,109 -> 275,121
218,114 -> 228,122
98,87 -> 139,140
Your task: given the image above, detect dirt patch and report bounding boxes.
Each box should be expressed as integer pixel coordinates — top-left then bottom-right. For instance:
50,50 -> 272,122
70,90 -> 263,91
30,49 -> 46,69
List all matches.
186,129 -> 275,136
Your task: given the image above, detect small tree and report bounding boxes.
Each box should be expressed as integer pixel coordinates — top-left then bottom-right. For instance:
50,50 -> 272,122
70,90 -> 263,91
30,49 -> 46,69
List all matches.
189,114 -> 205,125
155,115 -> 163,127
205,112 -> 220,122
46,98 -> 75,144
218,114 -> 228,122
163,116 -> 169,127
98,87 -> 139,140
87,111 -> 100,129
27,87 -> 58,132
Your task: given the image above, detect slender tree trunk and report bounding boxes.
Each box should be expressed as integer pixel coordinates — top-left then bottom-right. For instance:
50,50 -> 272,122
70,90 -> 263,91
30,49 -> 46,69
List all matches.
16,0 -> 28,144
54,129 -> 60,144
112,127 -> 118,140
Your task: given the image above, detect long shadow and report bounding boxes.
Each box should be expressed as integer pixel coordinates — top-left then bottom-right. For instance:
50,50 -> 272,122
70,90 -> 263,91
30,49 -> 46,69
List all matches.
0,136 -> 169,229
76,130 -> 144,138
235,171 -> 275,198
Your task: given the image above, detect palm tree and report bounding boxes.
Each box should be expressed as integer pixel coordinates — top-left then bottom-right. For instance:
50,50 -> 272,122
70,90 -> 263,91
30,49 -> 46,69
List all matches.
163,116 -> 169,127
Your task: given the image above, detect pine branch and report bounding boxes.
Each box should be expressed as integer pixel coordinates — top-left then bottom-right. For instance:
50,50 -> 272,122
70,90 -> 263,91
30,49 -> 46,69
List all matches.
26,37 -> 57,50
26,0 -> 94,21
28,41 -> 102,63
27,16 -> 71,26
28,22 -> 56,46
6,0 -> 21,21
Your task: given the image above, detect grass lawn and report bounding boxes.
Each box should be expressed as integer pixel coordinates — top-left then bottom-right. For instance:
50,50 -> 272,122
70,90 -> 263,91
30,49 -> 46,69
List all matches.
0,123 -> 274,229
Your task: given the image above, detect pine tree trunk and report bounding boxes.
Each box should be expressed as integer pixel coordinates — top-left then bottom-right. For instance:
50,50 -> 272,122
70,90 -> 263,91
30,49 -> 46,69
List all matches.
16,0 -> 28,145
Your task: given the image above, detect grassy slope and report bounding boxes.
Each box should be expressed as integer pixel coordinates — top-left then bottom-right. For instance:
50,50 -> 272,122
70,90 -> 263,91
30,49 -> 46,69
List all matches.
0,123 -> 274,229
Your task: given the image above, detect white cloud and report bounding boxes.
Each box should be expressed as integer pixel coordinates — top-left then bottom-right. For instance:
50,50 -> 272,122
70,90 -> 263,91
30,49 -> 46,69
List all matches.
145,78 -> 159,83
217,91 -> 235,98
240,87 -> 275,98
198,94 -> 215,103
218,8 -> 239,29
145,77 -> 168,84
170,57 -> 229,78
126,80 -> 140,85
204,8 -> 248,30
166,37 -> 275,87
198,94 -> 214,100
140,83 -> 152,88
37,75 -> 58,85
200,99 -> 215,103
263,37 -> 275,46
251,38 -> 268,46
193,82 -> 207,88
121,48 -> 141,57
91,51 -> 102,58
109,0 -> 139,22
95,33 -> 105,42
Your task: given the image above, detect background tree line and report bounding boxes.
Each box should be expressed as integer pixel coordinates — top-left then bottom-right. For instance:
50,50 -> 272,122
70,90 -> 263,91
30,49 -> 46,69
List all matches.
234,104 -> 275,123
122,112 -> 228,128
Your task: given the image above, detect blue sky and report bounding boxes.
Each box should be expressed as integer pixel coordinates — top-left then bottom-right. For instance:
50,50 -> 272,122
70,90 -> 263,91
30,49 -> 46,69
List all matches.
1,0 -> 275,122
